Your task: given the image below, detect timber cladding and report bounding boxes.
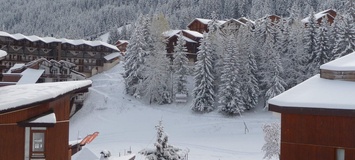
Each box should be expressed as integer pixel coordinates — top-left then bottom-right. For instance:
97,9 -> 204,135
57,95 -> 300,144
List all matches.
188,20 -> 208,34
320,69 -> 355,81
0,95 -> 72,160
280,113 -> 355,160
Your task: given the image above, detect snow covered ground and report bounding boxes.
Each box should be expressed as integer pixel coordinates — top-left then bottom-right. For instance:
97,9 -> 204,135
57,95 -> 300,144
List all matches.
69,62 -> 280,160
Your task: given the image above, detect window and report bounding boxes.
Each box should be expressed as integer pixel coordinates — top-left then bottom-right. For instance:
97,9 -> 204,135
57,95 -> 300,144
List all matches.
32,132 -> 45,152
337,148 -> 345,160
26,127 -> 46,159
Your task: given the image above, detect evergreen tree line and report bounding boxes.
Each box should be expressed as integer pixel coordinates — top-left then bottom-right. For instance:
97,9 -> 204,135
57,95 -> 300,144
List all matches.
192,10 -> 354,115
124,9 -> 354,115
0,0 -> 351,41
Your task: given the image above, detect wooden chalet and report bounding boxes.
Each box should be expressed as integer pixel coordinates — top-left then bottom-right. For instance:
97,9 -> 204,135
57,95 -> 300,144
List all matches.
187,18 -> 226,34
115,40 -> 129,53
268,52 -> 355,160
164,30 -> 203,63
219,18 -> 255,35
301,9 -> 337,26
0,80 -> 92,160
0,31 -> 121,78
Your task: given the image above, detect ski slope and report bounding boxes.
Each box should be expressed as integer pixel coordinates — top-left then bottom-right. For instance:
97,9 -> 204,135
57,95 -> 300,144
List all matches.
69,62 -> 279,160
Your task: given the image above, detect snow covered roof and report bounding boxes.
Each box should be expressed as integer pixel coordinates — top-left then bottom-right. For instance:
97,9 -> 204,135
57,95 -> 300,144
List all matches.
187,18 -> 226,27
104,52 -> 121,61
0,80 -> 92,112
117,40 -> 129,44
220,19 -> 246,28
163,30 -> 203,40
0,31 -> 119,51
163,30 -> 200,43
268,74 -> 355,110
29,112 -> 56,124
0,49 -> 7,58
163,30 -> 181,38
7,63 -> 25,73
320,52 -> 355,71
180,36 -> 197,43
237,17 -> 255,25
17,68 -> 44,84
301,9 -> 336,23
182,30 -> 204,38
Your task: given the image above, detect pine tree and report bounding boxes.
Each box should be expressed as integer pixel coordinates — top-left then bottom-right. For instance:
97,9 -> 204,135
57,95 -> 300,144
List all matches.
264,54 -> 286,109
282,21 -> 305,88
140,121 -> 183,160
172,33 -> 189,96
259,17 -> 282,98
142,44 -> 172,104
142,14 -> 172,104
263,21 -> 286,108
207,11 -> 223,93
123,16 -> 147,97
331,15 -> 355,59
237,26 -> 259,110
108,27 -> 120,45
308,20 -> 331,73
253,18 -> 275,94
243,51 -> 260,110
191,34 -> 216,112
303,11 -> 319,77
218,36 -> 245,115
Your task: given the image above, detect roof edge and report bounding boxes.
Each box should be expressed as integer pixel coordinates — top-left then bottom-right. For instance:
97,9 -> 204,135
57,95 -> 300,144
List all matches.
269,104 -> 355,117
0,82 -> 92,114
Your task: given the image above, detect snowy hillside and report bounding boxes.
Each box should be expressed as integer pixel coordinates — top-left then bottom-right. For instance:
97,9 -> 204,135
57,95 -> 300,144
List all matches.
69,62 -> 279,160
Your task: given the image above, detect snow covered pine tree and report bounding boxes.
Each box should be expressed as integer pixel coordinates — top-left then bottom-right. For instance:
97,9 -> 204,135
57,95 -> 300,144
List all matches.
140,121 -> 185,160
191,33 -> 216,112
172,32 -> 189,96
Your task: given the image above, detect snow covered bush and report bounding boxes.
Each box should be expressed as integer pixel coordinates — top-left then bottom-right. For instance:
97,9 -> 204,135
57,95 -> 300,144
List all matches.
262,122 -> 280,160
140,121 -> 186,160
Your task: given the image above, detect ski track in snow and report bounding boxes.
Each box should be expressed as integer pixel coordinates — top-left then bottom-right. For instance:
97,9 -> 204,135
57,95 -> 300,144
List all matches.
69,62 -> 280,160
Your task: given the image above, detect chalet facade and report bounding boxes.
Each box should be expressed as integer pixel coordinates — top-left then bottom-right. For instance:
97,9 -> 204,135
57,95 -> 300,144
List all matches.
0,49 -> 7,80
164,30 -> 203,63
219,17 -> 255,35
0,80 -> 92,160
302,9 -> 337,26
0,31 -> 121,77
268,52 -> 355,160
115,40 -> 129,53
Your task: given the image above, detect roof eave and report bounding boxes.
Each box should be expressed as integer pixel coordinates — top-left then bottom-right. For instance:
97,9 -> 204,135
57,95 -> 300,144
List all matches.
269,104 -> 355,117
0,83 -> 92,114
